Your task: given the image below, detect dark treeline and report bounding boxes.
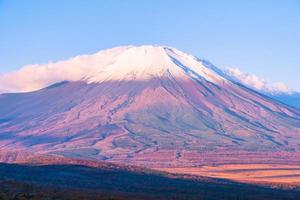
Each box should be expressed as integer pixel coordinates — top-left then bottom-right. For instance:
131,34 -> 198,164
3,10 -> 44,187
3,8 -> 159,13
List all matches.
0,163 -> 299,200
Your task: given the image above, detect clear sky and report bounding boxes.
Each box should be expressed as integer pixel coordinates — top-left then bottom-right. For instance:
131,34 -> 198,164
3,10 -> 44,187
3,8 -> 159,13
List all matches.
0,0 -> 300,91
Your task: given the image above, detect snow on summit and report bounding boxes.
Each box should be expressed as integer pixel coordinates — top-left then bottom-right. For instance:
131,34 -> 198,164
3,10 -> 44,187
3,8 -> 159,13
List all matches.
0,45 -> 225,93
88,45 -> 224,83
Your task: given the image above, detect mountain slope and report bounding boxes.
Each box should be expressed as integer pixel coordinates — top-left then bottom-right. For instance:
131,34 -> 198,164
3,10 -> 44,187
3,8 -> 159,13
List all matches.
225,67 -> 300,109
271,92 -> 300,109
0,45 -> 300,165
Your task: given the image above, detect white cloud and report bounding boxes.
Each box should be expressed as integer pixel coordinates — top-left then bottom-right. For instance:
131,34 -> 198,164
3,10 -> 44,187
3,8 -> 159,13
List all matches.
0,46 -> 130,93
226,67 -> 291,94
0,61 -> 92,93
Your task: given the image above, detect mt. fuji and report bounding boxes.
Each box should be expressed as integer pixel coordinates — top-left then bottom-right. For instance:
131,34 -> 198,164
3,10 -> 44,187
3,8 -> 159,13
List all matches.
0,45 -> 300,166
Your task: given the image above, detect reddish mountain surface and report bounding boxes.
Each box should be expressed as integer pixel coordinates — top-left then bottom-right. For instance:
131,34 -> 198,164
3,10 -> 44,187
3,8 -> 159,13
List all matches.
0,45 -> 300,167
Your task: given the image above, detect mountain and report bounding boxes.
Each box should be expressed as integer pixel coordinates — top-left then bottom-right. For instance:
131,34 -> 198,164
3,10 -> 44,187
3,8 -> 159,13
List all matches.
270,92 -> 300,109
1,45 -> 300,166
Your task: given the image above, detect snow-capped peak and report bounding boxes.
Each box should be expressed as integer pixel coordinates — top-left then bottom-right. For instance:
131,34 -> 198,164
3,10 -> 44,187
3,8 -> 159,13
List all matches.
87,45 -> 224,83
0,45 -> 225,93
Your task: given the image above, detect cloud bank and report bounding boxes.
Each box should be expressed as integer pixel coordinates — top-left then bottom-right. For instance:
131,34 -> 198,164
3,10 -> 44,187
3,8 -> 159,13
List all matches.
0,60 -> 93,93
0,46 -> 130,93
226,68 -> 291,94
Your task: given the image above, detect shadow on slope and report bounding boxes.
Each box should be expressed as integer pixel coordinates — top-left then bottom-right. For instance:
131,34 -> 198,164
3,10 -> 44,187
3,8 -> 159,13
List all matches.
0,163 -> 299,200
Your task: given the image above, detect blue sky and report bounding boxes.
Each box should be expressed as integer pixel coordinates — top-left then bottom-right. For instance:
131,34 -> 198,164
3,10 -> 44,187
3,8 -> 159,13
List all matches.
0,0 -> 300,91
